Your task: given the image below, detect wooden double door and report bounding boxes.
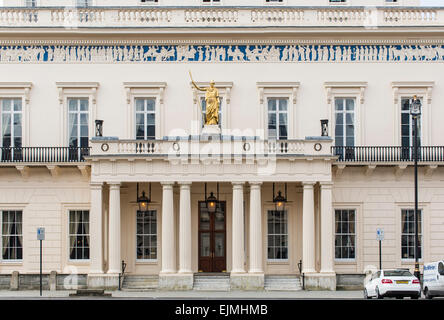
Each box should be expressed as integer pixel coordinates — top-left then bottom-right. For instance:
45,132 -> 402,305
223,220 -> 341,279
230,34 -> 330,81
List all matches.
198,201 -> 226,273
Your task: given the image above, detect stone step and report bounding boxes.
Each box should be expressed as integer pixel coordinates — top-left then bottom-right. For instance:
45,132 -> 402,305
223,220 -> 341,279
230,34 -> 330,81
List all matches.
193,275 -> 230,291
264,276 -> 302,291
69,289 -> 112,297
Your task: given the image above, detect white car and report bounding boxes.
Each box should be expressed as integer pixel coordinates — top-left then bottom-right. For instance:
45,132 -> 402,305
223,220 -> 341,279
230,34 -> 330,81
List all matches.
423,260 -> 444,299
364,269 -> 421,299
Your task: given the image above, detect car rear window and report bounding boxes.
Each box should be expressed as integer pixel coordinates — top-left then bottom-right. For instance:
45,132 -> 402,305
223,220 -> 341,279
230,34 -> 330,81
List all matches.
384,270 -> 413,277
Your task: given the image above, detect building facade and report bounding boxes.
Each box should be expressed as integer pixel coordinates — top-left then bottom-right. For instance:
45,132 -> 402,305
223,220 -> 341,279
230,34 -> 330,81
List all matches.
0,0 -> 443,291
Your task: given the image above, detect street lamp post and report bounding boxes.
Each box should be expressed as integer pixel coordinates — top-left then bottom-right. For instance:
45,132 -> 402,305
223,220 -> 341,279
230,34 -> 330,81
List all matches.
410,95 -> 421,280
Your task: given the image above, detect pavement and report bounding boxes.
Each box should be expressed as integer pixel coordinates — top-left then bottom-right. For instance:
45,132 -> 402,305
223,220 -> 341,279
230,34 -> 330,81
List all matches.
0,289 -> 365,299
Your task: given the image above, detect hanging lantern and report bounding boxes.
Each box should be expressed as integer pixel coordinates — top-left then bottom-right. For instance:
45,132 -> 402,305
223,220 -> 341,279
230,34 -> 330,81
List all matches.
273,183 -> 287,212
137,182 -> 151,212
205,182 -> 219,213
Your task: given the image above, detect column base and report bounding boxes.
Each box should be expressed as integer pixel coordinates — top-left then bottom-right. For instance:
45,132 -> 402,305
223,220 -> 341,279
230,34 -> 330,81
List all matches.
230,273 -> 264,291
304,272 -> 336,291
87,274 -> 119,290
158,273 -> 194,291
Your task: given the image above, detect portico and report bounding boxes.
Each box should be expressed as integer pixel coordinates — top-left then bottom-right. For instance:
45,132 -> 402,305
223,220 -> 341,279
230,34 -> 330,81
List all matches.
86,135 -> 336,290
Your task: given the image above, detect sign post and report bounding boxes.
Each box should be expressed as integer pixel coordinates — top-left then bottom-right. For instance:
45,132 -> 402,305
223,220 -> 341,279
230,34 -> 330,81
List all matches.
37,227 -> 45,297
376,228 -> 384,270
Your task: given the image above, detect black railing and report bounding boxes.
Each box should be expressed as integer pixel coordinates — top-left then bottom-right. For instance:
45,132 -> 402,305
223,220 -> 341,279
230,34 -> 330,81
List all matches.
0,147 -> 90,163
332,146 -> 444,162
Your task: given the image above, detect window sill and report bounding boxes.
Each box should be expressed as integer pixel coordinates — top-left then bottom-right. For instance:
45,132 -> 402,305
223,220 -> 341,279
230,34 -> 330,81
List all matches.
68,260 -> 91,265
267,260 -> 289,265
0,260 -> 23,265
135,260 -> 158,265
334,259 -> 357,265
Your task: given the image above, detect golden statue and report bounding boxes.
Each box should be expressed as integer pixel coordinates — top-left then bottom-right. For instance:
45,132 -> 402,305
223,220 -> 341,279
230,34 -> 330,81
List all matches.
189,71 -> 220,126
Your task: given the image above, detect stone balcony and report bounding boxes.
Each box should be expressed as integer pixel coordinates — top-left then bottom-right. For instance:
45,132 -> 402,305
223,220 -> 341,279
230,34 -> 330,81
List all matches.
0,6 -> 441,29
89,136 -> 333,163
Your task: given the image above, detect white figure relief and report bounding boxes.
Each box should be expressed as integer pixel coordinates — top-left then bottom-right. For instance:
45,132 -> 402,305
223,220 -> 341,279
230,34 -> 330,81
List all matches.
288,45 -> 298,61
328,46 -> 334,61
302,46 -> 308,61
437,46 -> 444,61
143,45 -> 158,61
335,46 -> 342,62
245,46 -> 255,61
195,46 -> 204,61
158,46 -> 174,61
214,46 -> 225,62
281,46 -> 289,61
297,45 -> 305,61
346,46 -> 352,62
322,46 -> 329,62
227,46 -> 244,62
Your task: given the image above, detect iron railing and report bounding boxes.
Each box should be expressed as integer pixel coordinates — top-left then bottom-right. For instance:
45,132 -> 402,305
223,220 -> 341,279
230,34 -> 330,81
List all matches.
332,146 -> 444,162
0,147 -> 90,163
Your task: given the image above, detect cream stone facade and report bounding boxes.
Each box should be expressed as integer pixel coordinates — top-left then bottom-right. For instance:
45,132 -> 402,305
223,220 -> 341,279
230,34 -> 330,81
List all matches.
0,0 -> 443,291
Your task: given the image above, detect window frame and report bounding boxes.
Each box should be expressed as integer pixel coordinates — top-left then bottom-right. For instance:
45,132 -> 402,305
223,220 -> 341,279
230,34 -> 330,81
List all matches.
324,82 -> 367,146
257,82 -> 299,140
124,82 -> 166,140
135,98 -> 157,141
400,208 -> 423,262
135,209 -> 158,262
334,209 -> 357,262
1,98 -> 23,149
0,209 -> 24,263
267,97 -> 289,141
266,209 -> 289,263
201,0 -> 222,5
68,209 -> 91,262
264,0 -> 285,4
391,82 -> 433,146
140,0 -> 159,4
400,96 -> 423,149
0,83 -> 32,149
67,97 -> 90,149
333,97 -> 356,148
56,82 -> 98,147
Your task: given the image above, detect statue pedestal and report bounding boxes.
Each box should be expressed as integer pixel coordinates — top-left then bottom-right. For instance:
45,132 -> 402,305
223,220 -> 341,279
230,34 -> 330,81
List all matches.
201,125 -> 221,139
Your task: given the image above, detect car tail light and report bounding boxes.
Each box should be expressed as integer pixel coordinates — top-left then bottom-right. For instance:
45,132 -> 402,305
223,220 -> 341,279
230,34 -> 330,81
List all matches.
412,279 -> 420,284
381,279 -> 393,284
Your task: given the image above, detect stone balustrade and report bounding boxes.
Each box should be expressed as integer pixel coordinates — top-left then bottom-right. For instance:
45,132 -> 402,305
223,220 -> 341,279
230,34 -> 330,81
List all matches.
89,137 -> 332,161
0,7 -> 441,28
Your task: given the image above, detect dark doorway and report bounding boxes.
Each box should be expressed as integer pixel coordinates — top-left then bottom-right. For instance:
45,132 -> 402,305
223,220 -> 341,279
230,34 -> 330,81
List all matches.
198,201 -> 226,272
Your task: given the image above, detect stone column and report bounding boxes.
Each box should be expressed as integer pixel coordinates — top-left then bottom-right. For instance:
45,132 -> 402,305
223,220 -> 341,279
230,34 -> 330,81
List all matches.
320,182 -> 334,273
178,182 -> 192,274
231,182 -> 245,274
107,183 -> 121,275
249,182 -> 263,274
319,182 -> 336,290
160,182 -> 176,274
89,182 -> 103,274
302,182 -> 316,274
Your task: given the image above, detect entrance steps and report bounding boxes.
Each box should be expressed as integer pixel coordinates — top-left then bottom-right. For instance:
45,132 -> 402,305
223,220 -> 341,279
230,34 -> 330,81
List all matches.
193,273 -> 230,291
121,275 -> 159,291
264,275 -> 302,291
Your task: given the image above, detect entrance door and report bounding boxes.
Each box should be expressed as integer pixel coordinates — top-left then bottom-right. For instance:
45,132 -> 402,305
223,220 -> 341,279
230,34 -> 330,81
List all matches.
198,201 -> 226,272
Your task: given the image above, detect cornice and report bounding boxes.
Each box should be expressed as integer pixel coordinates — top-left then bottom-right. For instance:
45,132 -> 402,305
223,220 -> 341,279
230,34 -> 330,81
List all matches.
1,39 -> 444,45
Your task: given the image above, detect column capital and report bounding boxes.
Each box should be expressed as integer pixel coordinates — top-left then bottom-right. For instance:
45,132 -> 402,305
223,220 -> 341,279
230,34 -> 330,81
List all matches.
108,182 -> 121,189
161,181 -> 175,187
320,181 -> 334,189
90,182 -> 103,189
232,182 -> 245,188
249,181 -> 263,187
302,181 -> 316,188
178,181 -> 192,186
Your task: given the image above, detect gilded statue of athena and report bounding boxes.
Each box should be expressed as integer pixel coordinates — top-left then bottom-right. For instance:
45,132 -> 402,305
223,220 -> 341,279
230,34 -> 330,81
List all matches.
190,71 -> 220,126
